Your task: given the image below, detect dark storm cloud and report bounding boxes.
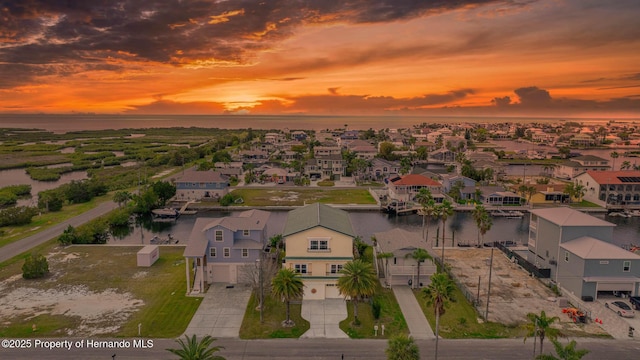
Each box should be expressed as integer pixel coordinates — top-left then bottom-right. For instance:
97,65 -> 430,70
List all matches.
0,0 -> 521,87
513,86 -> 551,106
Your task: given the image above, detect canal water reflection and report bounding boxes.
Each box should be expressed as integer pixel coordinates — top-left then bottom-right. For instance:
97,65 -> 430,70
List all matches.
109,209 -> 638,249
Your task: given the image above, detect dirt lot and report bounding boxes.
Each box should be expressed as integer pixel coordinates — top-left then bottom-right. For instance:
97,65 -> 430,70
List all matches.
444,248 -> 608,336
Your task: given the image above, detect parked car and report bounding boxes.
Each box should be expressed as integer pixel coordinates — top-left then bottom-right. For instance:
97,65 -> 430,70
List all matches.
630,296 -> 640,310
605,300 -> 636,318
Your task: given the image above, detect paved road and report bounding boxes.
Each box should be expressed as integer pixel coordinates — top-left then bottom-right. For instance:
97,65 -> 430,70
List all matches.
0,201 -> 118,263
1,338 -> 638,359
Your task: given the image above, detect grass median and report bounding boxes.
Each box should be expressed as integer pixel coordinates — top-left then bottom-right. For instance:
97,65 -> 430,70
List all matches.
239,292 -> 309,339
339,287 -> 409,339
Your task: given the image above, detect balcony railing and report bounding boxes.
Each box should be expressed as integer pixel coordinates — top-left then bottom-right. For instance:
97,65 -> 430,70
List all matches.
388,264 -> 437,275
307,248 -> 331,253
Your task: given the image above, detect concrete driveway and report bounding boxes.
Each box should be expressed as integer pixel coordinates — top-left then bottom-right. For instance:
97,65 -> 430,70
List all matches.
300,299 -> 349,338
183,283 -> 252,338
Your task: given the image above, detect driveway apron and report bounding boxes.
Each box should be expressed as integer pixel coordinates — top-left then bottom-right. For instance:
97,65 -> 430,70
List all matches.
183,283 -> 251,338
300,299 -> 349,338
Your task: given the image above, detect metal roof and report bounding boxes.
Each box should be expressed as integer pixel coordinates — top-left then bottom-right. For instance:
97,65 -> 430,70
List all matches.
560,236 -> 640,259
530,207 -> 615,227
282,203 -> 355,237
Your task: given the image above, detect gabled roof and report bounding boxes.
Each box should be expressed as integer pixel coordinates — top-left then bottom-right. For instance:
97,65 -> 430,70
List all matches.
375,228 -> 429,254
282,203 -> 355,237
572,155 -> 608,162
202,209 -> 270,232
530,208 -> 614,227
583,170 -> 640,185
184,217 -> 210,257
391,174 -> 440,186
560,236 -> 640,260
175,168 -> 229,183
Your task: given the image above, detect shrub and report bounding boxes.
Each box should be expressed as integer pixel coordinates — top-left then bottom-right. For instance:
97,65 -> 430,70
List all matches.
220,193 -> 235,206
22,254 -> 49,279
372,297 -> 381,320
0,206 -> 39,227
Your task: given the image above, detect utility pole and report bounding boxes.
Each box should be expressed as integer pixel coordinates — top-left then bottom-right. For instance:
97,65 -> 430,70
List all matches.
258,256 -> 264,323
485,246 -> 494,320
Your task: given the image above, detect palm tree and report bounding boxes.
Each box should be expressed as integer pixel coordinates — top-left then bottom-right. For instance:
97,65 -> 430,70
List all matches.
113,191 -> 131,208
436,200 -> 454,269
166,334 -> 225,360
386,334 -> 420,360
472,205 -> 493,247
563,182 -> 576,204
536,339 -> 589,360
405,248 -> 432,289
524,310 -> 562,357
414,188 -> 434,240
621,160 -> 632,171
337,259 -> 378,325
271,268 -> 304,326
611,151 -> 619,170
423,273 -> 456,360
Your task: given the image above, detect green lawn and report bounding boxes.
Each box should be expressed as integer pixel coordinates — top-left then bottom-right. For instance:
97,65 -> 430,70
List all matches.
229,188 -> 377,206
239,293 -> 309,339
339,287 -> 409,339
414,287 -> 523,339
0,246 -> 200,338
0,195 -> 112,248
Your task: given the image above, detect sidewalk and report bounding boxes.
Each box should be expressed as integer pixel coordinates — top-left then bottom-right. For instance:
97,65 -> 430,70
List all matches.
393,286 -> 435,339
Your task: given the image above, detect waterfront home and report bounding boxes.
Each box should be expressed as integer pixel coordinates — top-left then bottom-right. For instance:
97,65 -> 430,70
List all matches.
554,155 -> 610,180
387,174 -> 442,202
558,236 -> 640,301
374,228 -> 436,288
478,186 -> 522,205
367,158 -> 400,181
282,203 -> 355,299
575,170 -> 640,210
214,161 -> 243,177
174,168 -> 229,201
527,208 -> 614,283
305,154 -> 345,180
517,184 -> 572,205
183,209 -> 270,295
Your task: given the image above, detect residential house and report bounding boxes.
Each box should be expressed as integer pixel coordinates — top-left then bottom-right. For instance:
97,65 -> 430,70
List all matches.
428,148 -> 456,162
291,130 -> 308,141
558,237 -> 640,300
214,161 -> 243,177
388,174 -> 442,202
183,210 -> 270,294
368,158 -> 400,181
374,228 -> 436,288
569,134 -> 596,147
554,155 -> 610,180
314,145 -> 342,157
174,168 -> 229,201
575,170 -> 640,209
478,185 -> 522,205
440,174 -> 476,194
523,184 -> 572,205
306,154 -> 345,180
527,208 -> 614,281
282,203 -> 355,299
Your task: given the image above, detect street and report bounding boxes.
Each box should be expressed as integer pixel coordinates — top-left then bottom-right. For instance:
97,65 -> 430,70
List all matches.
1,338 -> 639,360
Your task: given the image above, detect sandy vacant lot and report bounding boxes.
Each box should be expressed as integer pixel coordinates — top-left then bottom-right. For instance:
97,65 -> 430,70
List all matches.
444,248 -> 607,335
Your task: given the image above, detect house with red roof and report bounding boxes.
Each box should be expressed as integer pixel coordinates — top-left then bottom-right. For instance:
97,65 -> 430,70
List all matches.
575,170 -> 640,209
388,174 -> 442,202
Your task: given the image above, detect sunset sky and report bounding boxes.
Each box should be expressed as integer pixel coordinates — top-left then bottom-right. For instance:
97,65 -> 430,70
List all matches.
1,0 -> 639,117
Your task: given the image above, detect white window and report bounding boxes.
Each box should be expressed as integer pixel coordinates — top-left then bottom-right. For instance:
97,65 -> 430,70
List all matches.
241,249 -> 249,258
223,247 -> 230,258
309,239 -> 329,251
564,251 -> 569,262
330,264 -> 343,274
243,230 -> 250,236
294,264 -> 308,274
623,261 -> 631,272
215,230 -> 223,242
209,247 -> 217,258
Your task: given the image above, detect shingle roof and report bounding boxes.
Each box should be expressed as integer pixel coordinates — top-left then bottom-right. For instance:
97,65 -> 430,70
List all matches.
202,209 -> 270,232
374,228 -> 429,254
530,208 -> 615,227
560,236 -> 640,259
282,203 -> 355,237
175,168 -> 229,183
183,217 -> 210,257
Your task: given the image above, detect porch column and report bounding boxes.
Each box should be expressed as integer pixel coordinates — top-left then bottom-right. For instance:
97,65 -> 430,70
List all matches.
199,256 -> 205,292
185,257 -> 191,294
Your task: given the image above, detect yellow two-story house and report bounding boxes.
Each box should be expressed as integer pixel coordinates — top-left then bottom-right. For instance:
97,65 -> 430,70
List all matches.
282,203 -> 355,299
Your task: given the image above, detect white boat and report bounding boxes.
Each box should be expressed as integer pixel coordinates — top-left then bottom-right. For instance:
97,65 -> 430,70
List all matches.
608,211 -> 631,218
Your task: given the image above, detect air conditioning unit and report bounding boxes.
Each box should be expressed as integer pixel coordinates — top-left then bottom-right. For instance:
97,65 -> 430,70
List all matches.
549,260 -> 557,265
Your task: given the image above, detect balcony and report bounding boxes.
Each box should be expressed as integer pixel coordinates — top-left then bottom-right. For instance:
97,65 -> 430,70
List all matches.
388,264 -> 437,276
307,248 -> 331,253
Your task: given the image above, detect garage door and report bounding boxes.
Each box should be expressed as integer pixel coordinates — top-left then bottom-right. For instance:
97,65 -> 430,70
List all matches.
598,282 -> 634,292
210,264 -> 230,283
325,283 -> 341,298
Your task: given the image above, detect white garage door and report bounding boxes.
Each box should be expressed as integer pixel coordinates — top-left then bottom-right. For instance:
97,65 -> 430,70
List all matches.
598,282 -> 634,292
326,283 -> 341,298
210,264 -> 230,283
